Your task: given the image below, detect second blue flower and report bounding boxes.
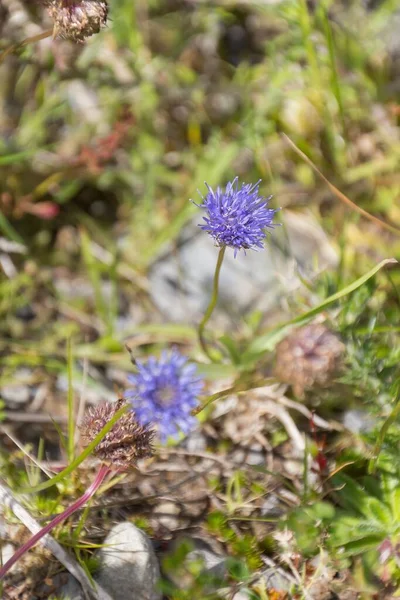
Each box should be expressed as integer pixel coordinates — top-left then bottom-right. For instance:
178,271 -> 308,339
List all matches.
125,349 -> 204,441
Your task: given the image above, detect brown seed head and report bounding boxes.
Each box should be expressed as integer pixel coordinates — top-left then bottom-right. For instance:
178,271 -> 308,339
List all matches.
80,399 -> 154,469
274,324 -> 344,397
46,0 -> 108,42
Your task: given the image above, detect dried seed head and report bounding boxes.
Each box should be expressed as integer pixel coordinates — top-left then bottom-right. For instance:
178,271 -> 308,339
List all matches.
80,399 -> 154,469
46,0 -> 108,42
274,324 -> 344,397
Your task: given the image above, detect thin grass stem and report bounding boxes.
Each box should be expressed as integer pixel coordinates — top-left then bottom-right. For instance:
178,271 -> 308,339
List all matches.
197,246 -> 226,361
320,4 -> 346,134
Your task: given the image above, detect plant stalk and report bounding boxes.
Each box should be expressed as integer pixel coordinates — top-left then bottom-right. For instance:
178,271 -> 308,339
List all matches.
0,464 -> 111,580
197,246 -> 226,361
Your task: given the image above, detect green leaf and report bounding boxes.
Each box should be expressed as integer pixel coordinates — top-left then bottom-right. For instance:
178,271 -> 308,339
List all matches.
390,488 -> 400,524
332,534 -> 385,558
361,498 -> 393,528
226,557 -> 250,581
0,213 -> 24,244
0,147 -> 49,166
369,392 -> 400,474
312,501 -> 336,521
331,473 -> 370,513
286,506 -> 322,555
331,516 -> 385,547
80,228 -> 112,333
218,335 -> 241,364
196,362 -> 238,380
246,258 -> 397,356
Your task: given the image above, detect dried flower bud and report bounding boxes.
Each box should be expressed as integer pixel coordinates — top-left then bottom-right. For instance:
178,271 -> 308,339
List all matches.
46,0 -> 108,42
80,399 -> 154,469
274,324 -> 344,397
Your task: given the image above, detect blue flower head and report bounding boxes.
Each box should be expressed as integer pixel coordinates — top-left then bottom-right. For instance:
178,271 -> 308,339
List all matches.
125,349 -> 204,442
197,177 -> 278,255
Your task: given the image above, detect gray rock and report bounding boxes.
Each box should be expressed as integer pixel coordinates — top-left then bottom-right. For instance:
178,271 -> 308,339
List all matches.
261,494 -> 284,518
343,409 -> 375,434
165,536 -> 227,591
212,394 -> 238,418
56,373 -> 115,404
96,522 -> 161,600
261,568 -> 292,592
233,592 -> 252,600
0,543 -> 15,566
53,276 -> 93,300
39,573 -> 78,600
187,546 -> 226,579
231,448 -> 246,464
0,515 -> 7,538
66,80 -> 103,126
149,211 -> 337,323
156,501 -> 181,530
184,430 -> 207,452
58,575 -> 84,600
0,384 -> 30,406
246,443 -> 265,466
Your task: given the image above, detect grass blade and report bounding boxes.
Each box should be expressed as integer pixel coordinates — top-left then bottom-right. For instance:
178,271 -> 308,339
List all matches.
319,4 -> 345,132
80,228 -> 111,334
284,134 -> 400,235
0,213 -> 24,244
247,258 -> 397,355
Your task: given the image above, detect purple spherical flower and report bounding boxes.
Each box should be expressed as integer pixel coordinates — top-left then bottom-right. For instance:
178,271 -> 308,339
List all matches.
197,177 -> 278,255
124,349 -> 204,441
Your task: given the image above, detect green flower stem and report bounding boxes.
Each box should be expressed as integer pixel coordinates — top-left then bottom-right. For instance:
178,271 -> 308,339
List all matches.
194,386 -> 236,415
194,377 -> 277,415
197,246 -> 226,361
17,404 -> 128,495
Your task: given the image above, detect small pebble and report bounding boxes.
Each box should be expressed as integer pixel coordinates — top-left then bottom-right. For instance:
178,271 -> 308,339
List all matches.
1,384 -> 30,406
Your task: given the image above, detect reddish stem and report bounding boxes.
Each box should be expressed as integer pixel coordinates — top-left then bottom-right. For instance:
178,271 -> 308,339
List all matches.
0,464 -> 111,580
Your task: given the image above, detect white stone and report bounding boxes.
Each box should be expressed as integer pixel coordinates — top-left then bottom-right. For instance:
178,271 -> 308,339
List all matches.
0,544 -> 15,566
96,522 -> 162,600
0,384 -> 30,405
233,592 -> 252,600
156,501 -> 181,530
